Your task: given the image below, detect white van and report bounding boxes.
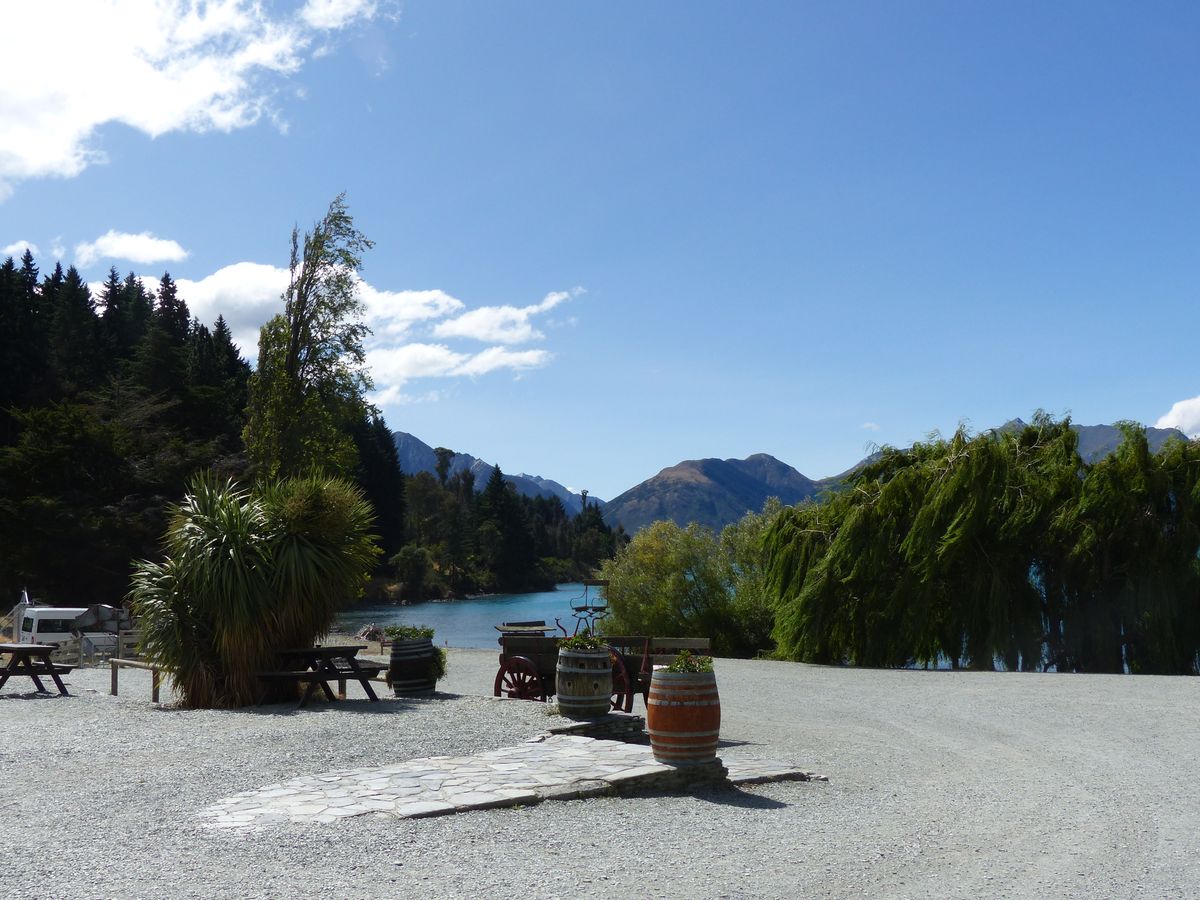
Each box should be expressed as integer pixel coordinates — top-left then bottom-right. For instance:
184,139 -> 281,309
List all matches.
19,606 -> 118,652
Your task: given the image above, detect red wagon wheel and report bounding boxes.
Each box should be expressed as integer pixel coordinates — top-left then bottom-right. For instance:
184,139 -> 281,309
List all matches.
493,656 -> 545,701
609,648 -> 634,713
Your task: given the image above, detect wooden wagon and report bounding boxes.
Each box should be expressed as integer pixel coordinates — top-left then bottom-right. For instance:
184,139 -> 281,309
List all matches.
492,628 -> 711,713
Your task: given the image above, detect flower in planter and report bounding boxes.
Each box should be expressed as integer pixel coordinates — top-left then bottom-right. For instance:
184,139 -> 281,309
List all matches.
557,632 -> 608,652
664,649 -> 714,673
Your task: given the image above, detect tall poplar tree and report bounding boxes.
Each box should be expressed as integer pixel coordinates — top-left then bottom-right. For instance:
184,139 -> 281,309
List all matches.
244,194 -> 374,478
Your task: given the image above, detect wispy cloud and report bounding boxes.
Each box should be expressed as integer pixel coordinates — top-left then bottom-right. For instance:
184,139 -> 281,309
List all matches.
433,288 -> 583,344
1,239 -> 39,258
861,421 -> 881,432
1156,395 -> 1200,437
300,0 -> 377,30
454,346 -> 552,377
162,260 -> 572,402
75,230 -> 189,268
0,0 -> 384,199
360,285 -> 464,338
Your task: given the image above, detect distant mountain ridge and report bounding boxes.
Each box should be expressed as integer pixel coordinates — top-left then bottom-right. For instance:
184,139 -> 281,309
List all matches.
601,420 -> 1192,535
1002,419 -> 1188,462
392,431 -> 597,516
395,419 -> 1191,535
600,454 -> 819,535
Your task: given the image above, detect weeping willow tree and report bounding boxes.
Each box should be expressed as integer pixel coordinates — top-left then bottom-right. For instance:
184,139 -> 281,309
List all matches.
765,414 -> 1200,674
129,472 -> 380,707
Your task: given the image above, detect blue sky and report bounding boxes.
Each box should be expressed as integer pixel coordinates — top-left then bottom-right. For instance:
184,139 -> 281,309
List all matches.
3,1 -> 1198,499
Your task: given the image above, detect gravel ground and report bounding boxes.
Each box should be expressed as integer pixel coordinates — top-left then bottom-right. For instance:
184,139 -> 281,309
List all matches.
3,649 -> 1198,899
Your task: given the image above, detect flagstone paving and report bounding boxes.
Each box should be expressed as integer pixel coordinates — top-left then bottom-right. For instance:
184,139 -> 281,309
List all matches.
200,734 -> 823,831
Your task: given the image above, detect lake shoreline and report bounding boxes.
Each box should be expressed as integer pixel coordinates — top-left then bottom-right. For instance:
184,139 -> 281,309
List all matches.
335,583 -> 587,648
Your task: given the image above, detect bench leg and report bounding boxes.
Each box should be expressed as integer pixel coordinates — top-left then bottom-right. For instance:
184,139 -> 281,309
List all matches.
338,677 -> 346,699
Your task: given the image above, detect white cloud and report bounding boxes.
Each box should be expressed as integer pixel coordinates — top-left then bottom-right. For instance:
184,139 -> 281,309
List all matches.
301,0 -> 377,29
2,239 -> 39,257
75,230 -> 189,267
177,262 -> 291,356
369,387 -> 445,406
367,342 -> 469,382
0,0 -> 382,198
454,346 -> 553,377
1156,395 -> 1200,437
360,285 -> 464,338
50,238 -> 66,260
167,259 -> 572,397
861,422 -> 881,432
433,288 -> 582,344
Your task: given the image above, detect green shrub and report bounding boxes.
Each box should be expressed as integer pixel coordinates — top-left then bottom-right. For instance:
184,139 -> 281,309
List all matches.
431,645 -> 448,681
384,623 -> 435,640
558,632 -> 608,651
665,649 -> 714,673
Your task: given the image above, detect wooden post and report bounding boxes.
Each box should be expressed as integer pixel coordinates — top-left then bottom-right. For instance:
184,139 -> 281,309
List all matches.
110,660 -> 119,696
152,669 -> 160,703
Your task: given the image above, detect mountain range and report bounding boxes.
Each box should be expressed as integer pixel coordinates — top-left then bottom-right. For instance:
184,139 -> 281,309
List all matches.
396,421 -> 1191,535
392,432 -> 595,516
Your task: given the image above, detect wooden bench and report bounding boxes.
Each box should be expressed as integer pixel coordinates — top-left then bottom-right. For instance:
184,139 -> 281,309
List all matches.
109,630 -> 165,702
257,646 -> 385,708
256,663 -> 388,705
0,643 -> 73,696
110,658 -> 163,702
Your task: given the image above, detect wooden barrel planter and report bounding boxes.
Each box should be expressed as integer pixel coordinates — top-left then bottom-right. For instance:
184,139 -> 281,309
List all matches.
555,648 -> 612,718
646,669 -> 721,765
389,637 -> 437,697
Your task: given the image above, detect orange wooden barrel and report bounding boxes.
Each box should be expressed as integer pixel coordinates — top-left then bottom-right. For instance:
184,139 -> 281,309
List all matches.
646,669 -> 720,764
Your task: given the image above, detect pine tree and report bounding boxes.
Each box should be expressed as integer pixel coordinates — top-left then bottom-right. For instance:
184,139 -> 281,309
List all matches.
155,272 -> 191,345
351,411 -> 406,559
49,266 -> 102,393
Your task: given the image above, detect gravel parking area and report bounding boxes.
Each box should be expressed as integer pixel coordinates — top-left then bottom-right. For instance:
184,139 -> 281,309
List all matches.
4,649 -> 1198,898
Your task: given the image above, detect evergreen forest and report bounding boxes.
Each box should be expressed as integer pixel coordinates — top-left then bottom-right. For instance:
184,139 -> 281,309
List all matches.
0,243 -> 619,608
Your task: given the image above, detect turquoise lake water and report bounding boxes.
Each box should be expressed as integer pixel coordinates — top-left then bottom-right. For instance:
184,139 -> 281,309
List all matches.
335,583 -> 596,649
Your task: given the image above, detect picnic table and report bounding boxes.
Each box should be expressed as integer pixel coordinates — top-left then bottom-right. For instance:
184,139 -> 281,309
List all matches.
256,645 -> 385,708
0,643 -> 72,696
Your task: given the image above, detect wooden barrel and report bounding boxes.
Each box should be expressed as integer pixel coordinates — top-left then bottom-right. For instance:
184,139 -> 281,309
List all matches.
646,670 -> 721,765
555,648 -> 612,718
389,637 -> 436,697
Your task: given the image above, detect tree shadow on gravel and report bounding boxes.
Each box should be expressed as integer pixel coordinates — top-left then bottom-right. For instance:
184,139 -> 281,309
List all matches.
623,782 -> 790,810
218,691 -> 468,716
698,785 -> 790,810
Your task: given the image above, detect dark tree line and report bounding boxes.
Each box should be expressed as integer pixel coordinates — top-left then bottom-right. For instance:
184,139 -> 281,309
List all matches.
0,246 -> 619,608
0,252 -> 251,604
397,462 -> 625,598
764,414 -> 1200,674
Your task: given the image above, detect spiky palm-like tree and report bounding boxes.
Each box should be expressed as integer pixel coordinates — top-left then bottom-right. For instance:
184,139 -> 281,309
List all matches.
129,472 -> 379,707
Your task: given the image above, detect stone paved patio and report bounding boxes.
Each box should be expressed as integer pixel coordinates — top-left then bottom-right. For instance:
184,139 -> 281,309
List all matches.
200,734 -> 823,831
